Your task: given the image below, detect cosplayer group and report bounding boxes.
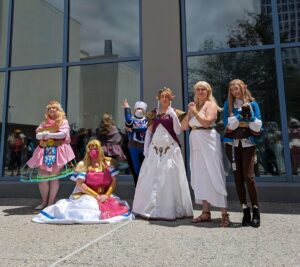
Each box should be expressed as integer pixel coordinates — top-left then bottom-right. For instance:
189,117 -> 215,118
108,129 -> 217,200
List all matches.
20,78 -> 262,228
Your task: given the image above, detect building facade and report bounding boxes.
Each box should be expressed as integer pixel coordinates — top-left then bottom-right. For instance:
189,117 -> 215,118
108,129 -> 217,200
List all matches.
0,0 -> 299,197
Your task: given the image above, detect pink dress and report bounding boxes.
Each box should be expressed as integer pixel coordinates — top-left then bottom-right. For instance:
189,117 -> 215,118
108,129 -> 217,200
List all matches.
21,120 -> 75,182
85,169 -> 129,219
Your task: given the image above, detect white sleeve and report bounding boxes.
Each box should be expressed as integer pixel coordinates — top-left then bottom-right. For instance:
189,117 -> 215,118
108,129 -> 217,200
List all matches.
143,129 -> 152,157
36,132 -> 44,140
45,132 -> 66,139
249,118 -> 262,133
227,116 -> 239,130
70,172 -> 86,182
168,108 -> 182,135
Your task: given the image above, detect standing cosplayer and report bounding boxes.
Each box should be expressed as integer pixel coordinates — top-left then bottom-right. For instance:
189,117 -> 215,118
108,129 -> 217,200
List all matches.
122,99 -> 148,185
133,87 -> 193,220
32,139 -> 132,224
223,79 -> 262,227
21,101 -> 75,209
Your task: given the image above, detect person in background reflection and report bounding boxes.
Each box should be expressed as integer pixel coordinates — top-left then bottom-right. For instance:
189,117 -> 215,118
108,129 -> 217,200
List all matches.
21,100 -> 75,210
97,113 -> 127,162
7,129 -> 25,176
289,117 -> 300,175
223,79 -> 262,228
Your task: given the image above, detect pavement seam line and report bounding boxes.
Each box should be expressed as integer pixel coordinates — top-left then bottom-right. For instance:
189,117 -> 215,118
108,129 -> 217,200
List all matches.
48,221 -> 131,267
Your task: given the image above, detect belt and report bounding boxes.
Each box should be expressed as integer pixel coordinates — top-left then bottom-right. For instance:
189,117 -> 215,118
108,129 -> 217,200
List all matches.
191,126 -> 214,130
239,121 -> 249,127
39,139 -> 63,147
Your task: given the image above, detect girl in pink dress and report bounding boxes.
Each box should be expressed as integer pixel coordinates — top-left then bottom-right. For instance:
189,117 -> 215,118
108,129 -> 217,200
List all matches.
21,101 -> 75,210
32,139 -> 132,224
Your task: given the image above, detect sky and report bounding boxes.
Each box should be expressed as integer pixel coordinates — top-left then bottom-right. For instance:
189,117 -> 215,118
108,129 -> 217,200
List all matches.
46,0 -> 139,58
185,0 -> 262,51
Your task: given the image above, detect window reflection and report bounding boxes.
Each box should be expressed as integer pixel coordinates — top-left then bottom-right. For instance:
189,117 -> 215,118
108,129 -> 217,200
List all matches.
277,0 -> 300,43
69,0 -> 139,61
4,68 -> 61,177
185,0 -> 273,52
188,50 -> 285,176
283,47 -> 300,176
0,0 -> 8,67
0,72 -> 4,144
67,62 -> 140,175
11,0 -> 64,66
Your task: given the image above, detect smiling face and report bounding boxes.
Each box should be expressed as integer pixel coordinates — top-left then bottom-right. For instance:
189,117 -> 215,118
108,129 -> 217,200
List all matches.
230,84 -> 243,100
194,86 -> 208,102
47,106 -> 58,119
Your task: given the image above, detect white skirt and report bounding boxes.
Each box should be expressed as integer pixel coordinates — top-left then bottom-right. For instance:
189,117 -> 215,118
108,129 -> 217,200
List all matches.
32,194 -> 133,224
133,124 -> 193,219
190,128 -> 227,208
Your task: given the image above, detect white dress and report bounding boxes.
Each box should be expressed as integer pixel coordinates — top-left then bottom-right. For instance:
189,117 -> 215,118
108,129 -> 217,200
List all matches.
189,114 -> 227,208
133,124 -> 193,219
32,169 -> 133,224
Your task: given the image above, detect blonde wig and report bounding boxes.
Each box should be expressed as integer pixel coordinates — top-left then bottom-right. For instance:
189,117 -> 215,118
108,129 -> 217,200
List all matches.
44,100 -> 66,126
193,81 -> 221,111
82,139 -> 106,170
227,79 -> 255,115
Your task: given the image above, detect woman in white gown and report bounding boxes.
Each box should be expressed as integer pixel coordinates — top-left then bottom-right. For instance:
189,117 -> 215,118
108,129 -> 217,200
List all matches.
32,139 -> 133,224
132,87 -> 193,220
181,81 -> 230,227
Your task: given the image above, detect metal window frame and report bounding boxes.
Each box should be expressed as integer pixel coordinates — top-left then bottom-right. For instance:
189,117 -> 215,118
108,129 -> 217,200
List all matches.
0,0 -> 142,180
180,0 -> 299,182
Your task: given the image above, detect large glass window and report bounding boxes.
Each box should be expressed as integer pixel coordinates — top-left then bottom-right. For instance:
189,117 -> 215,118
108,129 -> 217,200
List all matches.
3,68 -> 61,177
0,72 -> 4,143
0,0 -> 9,67
67,62 -> 140,174
283,47 -> 300,176
185,0 -> 273,52
11,0 -> 64,66
278,1 -> 300,43
69,0 -> 140,62
188,50 -> 286,177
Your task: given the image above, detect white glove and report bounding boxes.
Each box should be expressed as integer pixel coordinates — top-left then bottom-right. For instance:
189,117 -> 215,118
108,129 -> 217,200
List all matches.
143,129 -> 152,158
167,107 -> 181,135
44,131 -> 66,140
36,131 -> 49,140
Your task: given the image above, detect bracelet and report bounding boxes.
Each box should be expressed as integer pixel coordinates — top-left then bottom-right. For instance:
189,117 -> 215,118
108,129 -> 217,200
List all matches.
85,187 -> 98,198
105,185 -> 114,196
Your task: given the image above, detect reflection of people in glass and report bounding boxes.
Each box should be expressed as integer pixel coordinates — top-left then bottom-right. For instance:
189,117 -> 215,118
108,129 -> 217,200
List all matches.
181,81 -> 229,227
223,79 -> 262,228
21,101 -> 75,210
7,129 -> 25,176
289,118 -> 300,175
97,113 -> 126,162
122,99 -> 148,186
32,139 -> 132,224
264,121 -> 284,175
132,87 -> 193,220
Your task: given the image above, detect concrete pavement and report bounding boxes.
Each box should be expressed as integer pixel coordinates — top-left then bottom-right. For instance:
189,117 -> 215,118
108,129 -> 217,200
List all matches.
0,198 -> 299,267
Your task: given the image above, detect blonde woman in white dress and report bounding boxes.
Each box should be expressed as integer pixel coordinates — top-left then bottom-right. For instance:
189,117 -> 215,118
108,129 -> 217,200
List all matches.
181,81 -> 230,227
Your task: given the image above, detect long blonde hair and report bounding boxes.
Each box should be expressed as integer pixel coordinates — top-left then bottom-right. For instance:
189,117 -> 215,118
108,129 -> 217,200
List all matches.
193,81 -> 221,111
227,79 -> 254,115
44,100 -> 66,126
82,139 -> 106,170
